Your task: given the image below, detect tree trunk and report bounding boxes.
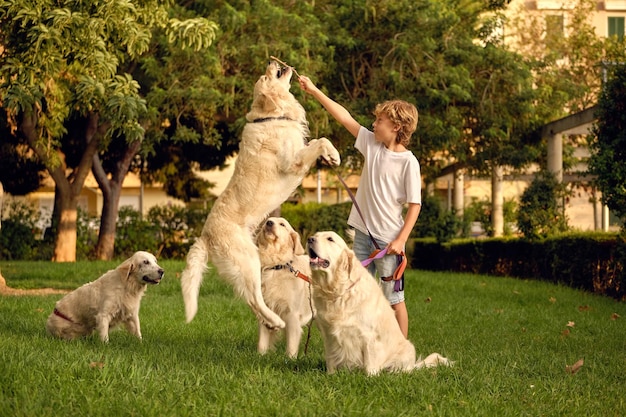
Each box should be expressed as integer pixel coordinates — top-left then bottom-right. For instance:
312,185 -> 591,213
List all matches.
93,140 -> 141,260
453,168 -> 464,217
21,111 -> 103,262
95,189 -> 120,260
53,189 -> 79,262
491,165 -> 504,237
0,181 -> 3,231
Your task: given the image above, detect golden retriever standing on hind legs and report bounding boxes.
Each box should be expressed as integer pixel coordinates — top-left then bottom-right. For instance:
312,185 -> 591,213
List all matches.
307,231 -> 453,375
256,217 -> 314,358
181,61 -> 340,329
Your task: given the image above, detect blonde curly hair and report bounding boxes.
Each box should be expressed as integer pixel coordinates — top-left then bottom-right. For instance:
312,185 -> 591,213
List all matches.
373,100 -> 418,147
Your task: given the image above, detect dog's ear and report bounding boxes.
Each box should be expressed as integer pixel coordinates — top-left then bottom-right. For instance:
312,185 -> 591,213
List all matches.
254,226 -> 265,247
336,248 -> 353,277
291,231 -> 305,256
117,258 -> 135,280
346,250 -> 354,276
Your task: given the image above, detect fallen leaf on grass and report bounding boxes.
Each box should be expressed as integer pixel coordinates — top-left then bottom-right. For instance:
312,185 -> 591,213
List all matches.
561,329 -> 570,337
89,355 -> 106,369
611,313 -> 620,320
566,358 -> 584,374
566,321 -> 575,327
549,297 -> 557,303
424,297 -> 431,303
578,305 -> 591,312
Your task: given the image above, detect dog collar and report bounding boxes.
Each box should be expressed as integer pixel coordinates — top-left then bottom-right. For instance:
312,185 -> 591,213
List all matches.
252,116 -> 294,123
53,308 -> 76,324
268,262 -> 310,283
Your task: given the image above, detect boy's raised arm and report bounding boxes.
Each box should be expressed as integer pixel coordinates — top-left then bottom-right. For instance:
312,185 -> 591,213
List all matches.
299,75 -> 361,138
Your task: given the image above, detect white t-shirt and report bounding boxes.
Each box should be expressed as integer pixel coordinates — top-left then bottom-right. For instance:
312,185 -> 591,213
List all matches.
347,126 -> 422,243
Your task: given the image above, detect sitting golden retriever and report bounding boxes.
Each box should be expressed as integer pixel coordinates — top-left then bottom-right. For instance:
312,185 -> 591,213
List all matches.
46,251 -> 164,342
307,231 -> 452,375
181,61 -> 340,329
256,217 -> 314,358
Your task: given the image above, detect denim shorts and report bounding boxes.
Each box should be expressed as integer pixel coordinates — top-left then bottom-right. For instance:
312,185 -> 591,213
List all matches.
352,229 -> 405,305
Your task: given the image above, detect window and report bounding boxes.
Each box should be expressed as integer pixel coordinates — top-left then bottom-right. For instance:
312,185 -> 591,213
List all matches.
608,17 -> 625,41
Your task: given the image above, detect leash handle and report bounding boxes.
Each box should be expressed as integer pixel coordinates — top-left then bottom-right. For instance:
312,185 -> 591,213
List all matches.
361,248 -> 388,267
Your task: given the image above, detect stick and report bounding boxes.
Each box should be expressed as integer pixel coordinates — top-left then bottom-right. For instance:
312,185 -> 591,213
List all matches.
269,55 -> 301,78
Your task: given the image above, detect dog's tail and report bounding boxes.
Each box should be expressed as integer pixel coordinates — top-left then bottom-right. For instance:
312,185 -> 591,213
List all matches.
181,238 -> 209,323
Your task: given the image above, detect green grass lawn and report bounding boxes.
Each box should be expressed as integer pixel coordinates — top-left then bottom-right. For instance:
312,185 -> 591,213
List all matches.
1,260 -> 625,417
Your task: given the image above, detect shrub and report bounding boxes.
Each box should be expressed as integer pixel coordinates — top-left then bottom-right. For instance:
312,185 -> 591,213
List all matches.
409,232 -> 625,300
281,202 -> 352,242
114,206 -> 160,259
147,204 -> 210,258
76,207 -> 99,260
464,197 -> 518,237
0,199 -> 40,260
413,194 -> 459,243
517,171 -> 569,239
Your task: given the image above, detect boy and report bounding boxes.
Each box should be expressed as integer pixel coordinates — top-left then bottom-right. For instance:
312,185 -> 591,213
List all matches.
299,75 -> 421,338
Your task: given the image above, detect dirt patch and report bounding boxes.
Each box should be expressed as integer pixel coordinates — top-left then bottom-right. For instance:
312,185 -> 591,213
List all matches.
0,271 -> 68,296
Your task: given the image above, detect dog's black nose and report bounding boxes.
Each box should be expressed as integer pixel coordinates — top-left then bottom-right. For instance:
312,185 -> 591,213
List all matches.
158,269 -> 164,277
266,220 -> 274,227
307,236 -> 316,244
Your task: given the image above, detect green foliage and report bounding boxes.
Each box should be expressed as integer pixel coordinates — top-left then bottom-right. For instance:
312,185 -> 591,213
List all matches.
589,65 -> 626,228
508,0 -> 614,114
413,194 -> 460,243
0,0 -> 219,260
146,204 -> 210,258
141,0 -> 333,197
113,204 -> 212,260
517,171 -> 570,239
0,199 -> 41,260
0,221 -> 37,260
1,203 -> 214,261
463,197 -> 518,237
76,208 -> 99,260
281,202 -> 352,243
113,206 -> 160,259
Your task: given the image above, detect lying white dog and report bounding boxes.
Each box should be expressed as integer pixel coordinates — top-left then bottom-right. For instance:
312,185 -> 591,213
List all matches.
307,231 -> 452,375
181,61 -> 340,329
46,251 -> 164,342
256,217 -> 314,358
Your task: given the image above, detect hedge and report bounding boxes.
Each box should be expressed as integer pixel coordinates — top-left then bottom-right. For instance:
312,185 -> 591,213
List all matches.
408,233 -> 626,301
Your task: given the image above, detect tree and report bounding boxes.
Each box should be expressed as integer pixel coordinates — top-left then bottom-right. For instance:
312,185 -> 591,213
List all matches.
588,65 -> 626,228
0,0 -> 217,261
461,40 -> 541,236
517,171 -> 570,239
299,0 -> 488,178
90,6 -> 223,260
507,0 -> 620,114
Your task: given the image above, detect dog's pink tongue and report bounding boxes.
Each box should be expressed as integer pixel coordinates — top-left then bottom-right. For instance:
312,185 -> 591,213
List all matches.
310,257 -> 330,268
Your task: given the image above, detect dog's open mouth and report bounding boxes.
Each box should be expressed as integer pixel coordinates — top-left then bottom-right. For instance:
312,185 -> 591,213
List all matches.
142,276 -> 161,285
308,248 -> 330,269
